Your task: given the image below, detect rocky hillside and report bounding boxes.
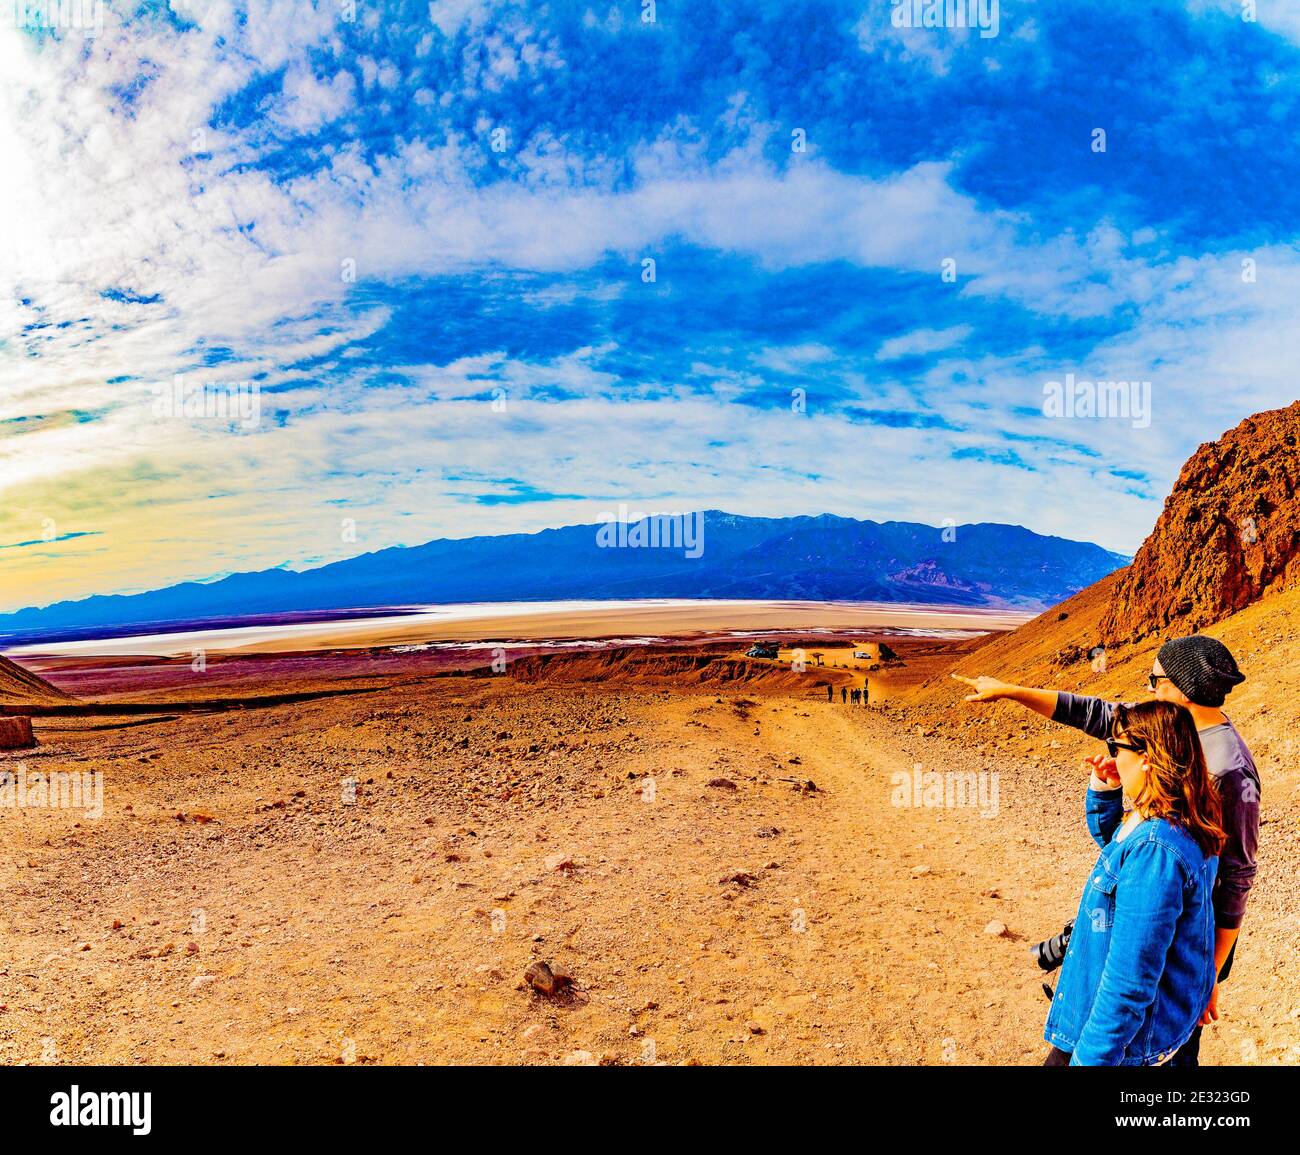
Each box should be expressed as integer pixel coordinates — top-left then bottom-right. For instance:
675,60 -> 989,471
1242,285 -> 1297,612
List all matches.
0,653 -> 75,709
486,647 -> 839,691
898,402 -> 1300,767
1100,401 -> 1300,645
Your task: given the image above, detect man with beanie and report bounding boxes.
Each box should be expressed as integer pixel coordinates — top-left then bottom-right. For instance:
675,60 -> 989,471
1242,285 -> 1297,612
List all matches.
954,634 -> 1260,1066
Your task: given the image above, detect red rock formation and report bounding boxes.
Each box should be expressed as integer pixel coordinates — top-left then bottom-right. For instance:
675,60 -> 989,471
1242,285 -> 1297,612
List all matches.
0,716 -> 35,749
1101,401 -> 1300,644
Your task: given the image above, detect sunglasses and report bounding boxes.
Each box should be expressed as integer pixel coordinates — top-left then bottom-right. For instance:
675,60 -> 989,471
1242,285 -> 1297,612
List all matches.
1147,673 -> 1170,691
1106,737 -> 1146,758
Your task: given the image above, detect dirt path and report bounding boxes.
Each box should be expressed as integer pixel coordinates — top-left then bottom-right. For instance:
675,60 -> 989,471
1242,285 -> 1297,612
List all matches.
727,696 -> 1079,1065
0,679 -> 1282,1065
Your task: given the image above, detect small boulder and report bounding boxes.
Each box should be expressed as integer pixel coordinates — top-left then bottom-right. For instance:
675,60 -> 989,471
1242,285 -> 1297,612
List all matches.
524,960 -> 573,997
0,716 -> 35,750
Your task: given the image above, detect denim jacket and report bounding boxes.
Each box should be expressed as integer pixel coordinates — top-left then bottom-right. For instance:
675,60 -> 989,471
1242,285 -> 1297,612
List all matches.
1044,786 -> 1218,1065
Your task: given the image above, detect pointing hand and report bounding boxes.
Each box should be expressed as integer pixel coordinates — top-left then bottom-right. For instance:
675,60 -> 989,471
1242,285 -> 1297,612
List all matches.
951,674 -> 1013,702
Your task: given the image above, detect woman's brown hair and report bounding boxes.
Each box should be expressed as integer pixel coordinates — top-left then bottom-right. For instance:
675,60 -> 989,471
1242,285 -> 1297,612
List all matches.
1114,701 -> 1226,858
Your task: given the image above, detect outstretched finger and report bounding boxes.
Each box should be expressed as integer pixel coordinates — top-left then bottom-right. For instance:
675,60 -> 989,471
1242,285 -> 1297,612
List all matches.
951,674 -> 978,686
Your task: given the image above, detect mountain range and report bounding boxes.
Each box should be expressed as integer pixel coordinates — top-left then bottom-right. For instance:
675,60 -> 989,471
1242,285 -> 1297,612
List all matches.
0,513 -> 1130,644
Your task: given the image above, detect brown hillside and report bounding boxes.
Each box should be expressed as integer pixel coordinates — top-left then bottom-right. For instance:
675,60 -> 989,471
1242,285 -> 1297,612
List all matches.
898,578 -> 1300,806
899,570 -> 1126,727
0,652 -> 75,709
1101,400 -> 1300,645
897,402 -> 1300,777
501,647 -> 834,690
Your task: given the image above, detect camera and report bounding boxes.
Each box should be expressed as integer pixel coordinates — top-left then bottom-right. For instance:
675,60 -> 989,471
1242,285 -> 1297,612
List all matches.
1031,919 -> 1074,972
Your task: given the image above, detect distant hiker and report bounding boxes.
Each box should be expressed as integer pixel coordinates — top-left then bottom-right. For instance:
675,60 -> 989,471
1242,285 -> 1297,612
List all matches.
827,684 -> 834,703
862,680 -> 869,706
1038,702 -> 1224,1064
850,688 -> 859,705
955,635 -> 1258,1066
841,686 -> 847,704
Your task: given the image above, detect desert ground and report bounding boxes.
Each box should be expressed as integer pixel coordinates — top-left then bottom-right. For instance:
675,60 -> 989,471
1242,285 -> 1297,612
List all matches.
1,599 -> 1296,1066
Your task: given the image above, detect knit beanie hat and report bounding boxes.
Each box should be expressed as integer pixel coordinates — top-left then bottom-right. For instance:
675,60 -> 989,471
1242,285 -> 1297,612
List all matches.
1156,636 -> 1245,708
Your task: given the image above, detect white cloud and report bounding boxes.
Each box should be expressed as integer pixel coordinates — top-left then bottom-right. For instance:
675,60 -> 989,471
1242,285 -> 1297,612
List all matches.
877,325 -> 973,361
428,0 -> 492,37
1185,0 -> 1300,46
275,68 -> 357,132
3,6 -> 1299,607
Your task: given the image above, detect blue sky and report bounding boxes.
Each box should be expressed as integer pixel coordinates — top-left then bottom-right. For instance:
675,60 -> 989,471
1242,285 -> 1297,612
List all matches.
2,0 -> 1300,608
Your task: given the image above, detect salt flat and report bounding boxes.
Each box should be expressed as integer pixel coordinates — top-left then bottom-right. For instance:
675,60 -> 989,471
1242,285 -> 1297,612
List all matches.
5,598 -> 1034,659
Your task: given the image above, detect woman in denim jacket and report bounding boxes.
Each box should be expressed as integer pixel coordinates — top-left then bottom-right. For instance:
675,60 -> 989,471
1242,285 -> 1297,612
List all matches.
1044,701 -> 1225,1066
